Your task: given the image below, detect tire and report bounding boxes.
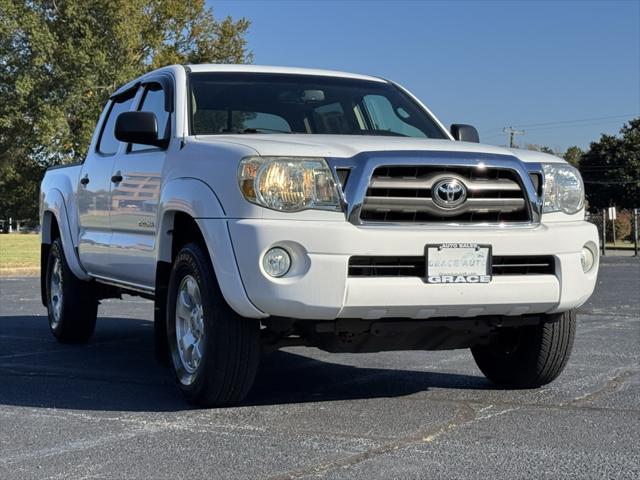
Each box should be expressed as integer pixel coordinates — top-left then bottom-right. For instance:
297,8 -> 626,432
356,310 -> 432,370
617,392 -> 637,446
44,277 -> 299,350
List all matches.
45,238 -> 98,342
166,242 -> 260,407
471,310 -> 576,388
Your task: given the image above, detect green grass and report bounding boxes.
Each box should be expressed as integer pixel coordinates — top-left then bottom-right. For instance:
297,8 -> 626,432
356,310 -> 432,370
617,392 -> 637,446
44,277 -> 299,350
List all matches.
0,233 -> 40,275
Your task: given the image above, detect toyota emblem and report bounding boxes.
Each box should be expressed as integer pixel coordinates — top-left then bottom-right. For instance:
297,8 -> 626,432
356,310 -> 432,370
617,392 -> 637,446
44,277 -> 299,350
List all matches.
432,178 -> 467,209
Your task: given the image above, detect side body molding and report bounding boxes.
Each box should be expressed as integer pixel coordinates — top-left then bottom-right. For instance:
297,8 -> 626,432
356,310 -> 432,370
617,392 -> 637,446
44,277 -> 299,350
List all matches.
156,178 -> 267,319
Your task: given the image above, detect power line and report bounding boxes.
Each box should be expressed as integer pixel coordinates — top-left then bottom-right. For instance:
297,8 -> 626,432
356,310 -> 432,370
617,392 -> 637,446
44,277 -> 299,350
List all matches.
522,119 -> 634,132
511,113 -> 638,129
481,113 -> 638,134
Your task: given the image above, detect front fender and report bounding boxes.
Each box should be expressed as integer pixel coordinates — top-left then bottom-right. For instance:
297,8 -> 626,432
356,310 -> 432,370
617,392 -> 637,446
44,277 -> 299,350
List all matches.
158,177 -> 226,222
156,177 -> 266,319
156,177 -> 226,263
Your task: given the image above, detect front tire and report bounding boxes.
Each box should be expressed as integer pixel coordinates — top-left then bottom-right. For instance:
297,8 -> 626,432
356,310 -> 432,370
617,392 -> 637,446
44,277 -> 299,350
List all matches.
45,238 -> 98,342
471,311 -> 576,388
166,243 -> 260,407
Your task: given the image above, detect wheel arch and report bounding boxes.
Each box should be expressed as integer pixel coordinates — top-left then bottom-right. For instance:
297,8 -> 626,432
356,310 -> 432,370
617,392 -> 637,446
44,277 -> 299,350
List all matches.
40,188 -> 87,276
41,209 -> 60,246
40,188 -> 90,305
153,178 -> 266,362
155,177 -> 226,262
40,210 -> 60,306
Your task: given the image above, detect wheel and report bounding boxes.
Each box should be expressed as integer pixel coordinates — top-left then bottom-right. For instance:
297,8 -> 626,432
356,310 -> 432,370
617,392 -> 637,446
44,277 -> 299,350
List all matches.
471,310 -> 576,388
166,242 -> 260,407
45,238 -> 98,342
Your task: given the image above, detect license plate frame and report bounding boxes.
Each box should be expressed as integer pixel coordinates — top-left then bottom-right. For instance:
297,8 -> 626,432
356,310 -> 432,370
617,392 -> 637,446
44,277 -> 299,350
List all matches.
425,243 -> 492,284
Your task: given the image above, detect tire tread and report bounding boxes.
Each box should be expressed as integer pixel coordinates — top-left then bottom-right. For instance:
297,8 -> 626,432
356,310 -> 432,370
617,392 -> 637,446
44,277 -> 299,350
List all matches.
167,243 -> 259,407
46,239 -> 98,343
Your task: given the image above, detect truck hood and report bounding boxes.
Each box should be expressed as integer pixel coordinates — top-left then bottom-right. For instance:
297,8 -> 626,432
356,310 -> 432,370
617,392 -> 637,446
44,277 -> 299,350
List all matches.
194,134 -> 565,164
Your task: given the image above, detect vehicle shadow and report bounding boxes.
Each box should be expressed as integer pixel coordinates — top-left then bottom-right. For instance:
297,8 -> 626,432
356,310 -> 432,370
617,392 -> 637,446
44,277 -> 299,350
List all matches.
0,314 -> 489,412
247,349 -> 489,407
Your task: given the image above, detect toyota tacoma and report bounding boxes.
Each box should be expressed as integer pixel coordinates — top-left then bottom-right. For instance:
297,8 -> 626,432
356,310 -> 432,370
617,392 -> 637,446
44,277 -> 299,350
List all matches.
39,65 -> 599,406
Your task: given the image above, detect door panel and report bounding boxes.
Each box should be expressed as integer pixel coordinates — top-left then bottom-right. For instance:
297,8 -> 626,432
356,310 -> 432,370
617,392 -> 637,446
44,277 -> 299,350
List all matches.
77,92 -> 136,276
77,158 -> 115,276
109,81 -> 170,288
109,156 -> 163,287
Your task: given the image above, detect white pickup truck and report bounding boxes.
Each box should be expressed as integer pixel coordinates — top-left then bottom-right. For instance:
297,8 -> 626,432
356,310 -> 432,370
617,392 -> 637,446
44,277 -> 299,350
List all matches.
40,64 -> 599,406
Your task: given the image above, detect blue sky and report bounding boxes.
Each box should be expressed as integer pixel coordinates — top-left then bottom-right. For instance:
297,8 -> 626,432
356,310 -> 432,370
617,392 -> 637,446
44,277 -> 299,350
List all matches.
211,0 -> 639,152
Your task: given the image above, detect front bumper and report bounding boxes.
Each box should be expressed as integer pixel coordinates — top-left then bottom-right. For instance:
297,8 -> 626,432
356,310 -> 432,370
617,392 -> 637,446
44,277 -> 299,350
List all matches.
224,220 -> 599,320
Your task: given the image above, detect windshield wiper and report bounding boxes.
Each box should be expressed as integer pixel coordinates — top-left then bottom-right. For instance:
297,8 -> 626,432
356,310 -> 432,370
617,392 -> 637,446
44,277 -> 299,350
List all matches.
355,130 -> 408,137
241,127 -> 293,134
211,128 -> 293,135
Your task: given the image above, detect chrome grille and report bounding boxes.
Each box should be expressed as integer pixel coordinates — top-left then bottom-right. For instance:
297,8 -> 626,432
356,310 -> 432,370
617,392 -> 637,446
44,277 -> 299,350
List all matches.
360,166 -> 530,223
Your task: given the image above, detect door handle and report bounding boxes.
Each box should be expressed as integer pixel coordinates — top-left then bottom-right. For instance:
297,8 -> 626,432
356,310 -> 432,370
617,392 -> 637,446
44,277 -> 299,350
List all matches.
80,175 -> 90,186
111,171 -> 123,183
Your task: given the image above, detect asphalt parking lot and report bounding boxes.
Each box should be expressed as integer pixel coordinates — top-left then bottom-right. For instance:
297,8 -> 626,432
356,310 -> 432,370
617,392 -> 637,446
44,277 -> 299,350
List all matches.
0,257 -> 638,479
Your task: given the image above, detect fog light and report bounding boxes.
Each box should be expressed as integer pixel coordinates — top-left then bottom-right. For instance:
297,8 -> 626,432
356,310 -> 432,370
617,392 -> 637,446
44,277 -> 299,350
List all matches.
263,247 -> 291,278
580,243 -> 596,273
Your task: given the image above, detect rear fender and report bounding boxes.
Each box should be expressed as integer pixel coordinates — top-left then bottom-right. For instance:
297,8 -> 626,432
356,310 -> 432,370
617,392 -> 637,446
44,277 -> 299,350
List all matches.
41,188 -> 89,281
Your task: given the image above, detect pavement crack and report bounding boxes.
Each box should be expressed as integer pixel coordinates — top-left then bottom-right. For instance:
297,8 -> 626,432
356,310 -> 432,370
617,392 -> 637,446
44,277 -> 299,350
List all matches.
266,404 -> 477,480
568,368 -> 638,407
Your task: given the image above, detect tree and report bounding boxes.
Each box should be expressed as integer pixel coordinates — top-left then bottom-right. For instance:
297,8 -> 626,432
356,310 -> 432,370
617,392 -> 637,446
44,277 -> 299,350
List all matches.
580,118 -> 640,209
526,144 -> 556,155
0,0 -> 252,220
563,145 -> 583,167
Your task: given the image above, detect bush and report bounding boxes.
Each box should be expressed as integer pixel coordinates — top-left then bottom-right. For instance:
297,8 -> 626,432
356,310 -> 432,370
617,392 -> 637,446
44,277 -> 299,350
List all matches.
589,210 -> 640,242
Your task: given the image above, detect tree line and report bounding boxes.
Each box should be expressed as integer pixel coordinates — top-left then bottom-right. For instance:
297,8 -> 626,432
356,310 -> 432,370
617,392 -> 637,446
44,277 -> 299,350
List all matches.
0,0 -> 252,220
1,1 -> 638,220
526,118 -> 639,210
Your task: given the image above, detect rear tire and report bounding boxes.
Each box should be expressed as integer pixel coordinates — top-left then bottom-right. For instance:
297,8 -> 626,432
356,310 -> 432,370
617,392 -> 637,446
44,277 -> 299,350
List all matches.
166,242 -> 260,407
45,238 -> 98,342
471,310 -> 576,388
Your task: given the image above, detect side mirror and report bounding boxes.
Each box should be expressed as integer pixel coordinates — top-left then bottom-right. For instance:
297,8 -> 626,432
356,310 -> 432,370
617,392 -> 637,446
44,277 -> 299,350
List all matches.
450,124 -> 480,143
115,111 -> 164,148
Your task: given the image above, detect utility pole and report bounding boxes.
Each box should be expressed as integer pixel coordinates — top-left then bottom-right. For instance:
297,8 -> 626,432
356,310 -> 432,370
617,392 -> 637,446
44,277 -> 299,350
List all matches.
503,126 -> 525,148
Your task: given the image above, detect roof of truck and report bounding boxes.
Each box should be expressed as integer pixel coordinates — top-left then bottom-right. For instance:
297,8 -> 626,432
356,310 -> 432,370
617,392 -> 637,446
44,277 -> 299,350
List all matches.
186,64 -> 387,83
109,64 -> 387,100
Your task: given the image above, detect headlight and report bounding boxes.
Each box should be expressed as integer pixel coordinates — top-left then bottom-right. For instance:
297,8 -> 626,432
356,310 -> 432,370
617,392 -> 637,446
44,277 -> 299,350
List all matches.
542,163 -> 584,215
238,156 -> 341,212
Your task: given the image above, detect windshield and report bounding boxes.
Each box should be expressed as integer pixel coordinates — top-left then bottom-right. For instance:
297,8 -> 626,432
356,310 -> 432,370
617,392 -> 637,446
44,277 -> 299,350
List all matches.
189,72 -> 448,139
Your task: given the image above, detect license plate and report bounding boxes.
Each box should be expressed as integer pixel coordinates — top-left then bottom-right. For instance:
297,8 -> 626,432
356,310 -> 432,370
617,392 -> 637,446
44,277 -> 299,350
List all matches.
426,243 -> 492,284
